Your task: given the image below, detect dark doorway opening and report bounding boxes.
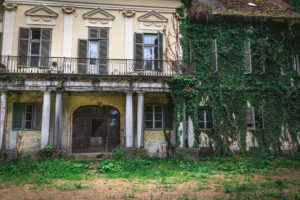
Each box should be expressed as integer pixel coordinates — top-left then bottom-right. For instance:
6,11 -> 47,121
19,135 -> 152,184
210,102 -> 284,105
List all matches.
72,105 -> 120,153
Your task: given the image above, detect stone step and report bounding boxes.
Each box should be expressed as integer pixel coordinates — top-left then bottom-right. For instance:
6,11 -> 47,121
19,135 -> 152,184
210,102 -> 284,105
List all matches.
70,152 -> 113,162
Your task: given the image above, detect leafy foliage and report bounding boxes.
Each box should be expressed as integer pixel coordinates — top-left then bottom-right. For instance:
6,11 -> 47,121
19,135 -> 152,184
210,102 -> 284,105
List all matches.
288,0 -> 300,10
168,16 -> 300,154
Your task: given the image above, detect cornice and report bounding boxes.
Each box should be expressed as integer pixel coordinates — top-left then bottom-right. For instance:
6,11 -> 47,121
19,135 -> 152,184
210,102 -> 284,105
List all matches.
62,6 -> 76,14
5,0 -> 177,13
3,2 -> 18,11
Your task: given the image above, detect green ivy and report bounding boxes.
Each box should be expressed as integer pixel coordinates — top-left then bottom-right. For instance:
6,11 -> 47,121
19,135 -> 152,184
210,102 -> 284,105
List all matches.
168,16 -> 300,154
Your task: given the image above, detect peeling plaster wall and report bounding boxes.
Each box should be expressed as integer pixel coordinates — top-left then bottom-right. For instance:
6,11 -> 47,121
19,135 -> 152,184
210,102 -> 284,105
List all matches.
5,91 -> 43,155
144,130 -> 167,157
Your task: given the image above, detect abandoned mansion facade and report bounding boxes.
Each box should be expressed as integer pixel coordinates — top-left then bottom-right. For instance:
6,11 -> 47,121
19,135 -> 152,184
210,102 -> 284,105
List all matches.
0,0 -> 183,157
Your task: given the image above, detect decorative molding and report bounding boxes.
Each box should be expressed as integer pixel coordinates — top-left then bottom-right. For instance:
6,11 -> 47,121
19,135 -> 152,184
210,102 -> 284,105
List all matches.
122,9 -> 135,18
138,10 -> 168,31
83,8 -> 115,27
25,5 -> 58,25
62,6 -> 76,14
138,10 -> 168,23
3,3 -> 18,11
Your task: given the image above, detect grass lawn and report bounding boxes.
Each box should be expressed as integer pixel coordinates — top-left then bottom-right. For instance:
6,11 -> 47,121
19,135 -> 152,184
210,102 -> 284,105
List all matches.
0,150 -> 300,200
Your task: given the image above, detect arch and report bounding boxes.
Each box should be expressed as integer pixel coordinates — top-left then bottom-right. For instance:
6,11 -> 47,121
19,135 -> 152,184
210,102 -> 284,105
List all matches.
72,105 -> 120,153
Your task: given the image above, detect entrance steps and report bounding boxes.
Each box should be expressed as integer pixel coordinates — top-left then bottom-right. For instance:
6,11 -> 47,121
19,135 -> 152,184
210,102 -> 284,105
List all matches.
70,152 -> 113,162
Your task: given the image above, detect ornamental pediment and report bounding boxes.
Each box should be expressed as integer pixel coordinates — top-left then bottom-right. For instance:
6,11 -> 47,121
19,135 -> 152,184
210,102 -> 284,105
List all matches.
25,5 -> 58,25
83,8 -> 115,27
138,11 -> 168,30
25,5 -> 58,17
137,11 -> 168,23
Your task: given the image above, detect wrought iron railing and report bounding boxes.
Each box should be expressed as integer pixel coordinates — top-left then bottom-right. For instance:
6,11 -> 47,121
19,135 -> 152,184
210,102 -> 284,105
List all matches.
0,56 -> 182,76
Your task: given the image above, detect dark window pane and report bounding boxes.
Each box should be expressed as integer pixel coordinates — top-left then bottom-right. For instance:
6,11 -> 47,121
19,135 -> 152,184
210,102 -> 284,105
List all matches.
25,113 -> 32,120
155,106 -> 162,112
155,113 -> 162,121
199,122 -> 205,129
146,113 -> 153,121
146,121 -> 153,129
25,121 -> 32,129
144,35 -> 158,45
31,29 -> 41,40
145,106 -> 152,113
30,56 -> 39,67
155,121 -> 162,128
31,42 -> 40,55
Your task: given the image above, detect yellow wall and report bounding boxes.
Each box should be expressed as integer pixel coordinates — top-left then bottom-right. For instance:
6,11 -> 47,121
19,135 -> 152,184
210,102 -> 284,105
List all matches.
11,2 -> 180,60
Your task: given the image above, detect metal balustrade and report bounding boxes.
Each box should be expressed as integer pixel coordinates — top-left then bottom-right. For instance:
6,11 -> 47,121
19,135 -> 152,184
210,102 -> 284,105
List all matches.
0,56 -> 182,76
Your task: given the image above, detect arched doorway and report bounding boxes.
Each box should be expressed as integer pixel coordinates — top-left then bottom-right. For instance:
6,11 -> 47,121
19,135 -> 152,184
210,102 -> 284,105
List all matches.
72,105 -> 120,153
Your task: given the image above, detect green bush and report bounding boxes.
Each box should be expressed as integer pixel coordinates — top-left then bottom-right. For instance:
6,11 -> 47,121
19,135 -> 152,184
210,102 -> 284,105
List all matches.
97,160 -> 122,173
288,0 -> 300,9
112,146 -> 126,160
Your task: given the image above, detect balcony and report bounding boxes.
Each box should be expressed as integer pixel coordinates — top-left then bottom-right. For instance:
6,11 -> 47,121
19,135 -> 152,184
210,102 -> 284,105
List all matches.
0,56 -> 181,77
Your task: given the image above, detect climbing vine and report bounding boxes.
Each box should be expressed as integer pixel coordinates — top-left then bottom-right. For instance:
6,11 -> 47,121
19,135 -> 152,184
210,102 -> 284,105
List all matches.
168,14 -> 300,154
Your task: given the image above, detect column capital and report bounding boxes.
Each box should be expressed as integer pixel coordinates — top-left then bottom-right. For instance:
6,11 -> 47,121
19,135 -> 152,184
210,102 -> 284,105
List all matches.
125,91 -> 134,95
62,6 -> 76,14
3,3 -> 18,11
136,91 -> 146,95
122,9 -> 135,18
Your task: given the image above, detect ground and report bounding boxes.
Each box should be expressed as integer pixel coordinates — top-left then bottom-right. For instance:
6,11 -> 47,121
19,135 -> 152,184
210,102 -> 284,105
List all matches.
0,152 -> 300,200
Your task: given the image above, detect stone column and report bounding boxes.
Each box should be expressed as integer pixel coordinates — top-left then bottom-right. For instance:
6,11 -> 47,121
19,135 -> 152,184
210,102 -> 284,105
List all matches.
0,91 -> 7,150
125,91 -> 133,148
136,92 -> 144,148
178,120 -> 184,148
54,92 -> 62,150
187,116 -> 194,148
40,91 -> 51,149
2,3 -> 17,56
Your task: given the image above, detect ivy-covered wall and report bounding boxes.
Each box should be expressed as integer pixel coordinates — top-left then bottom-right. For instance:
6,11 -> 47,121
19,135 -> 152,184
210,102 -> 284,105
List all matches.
168,15 -> 300,154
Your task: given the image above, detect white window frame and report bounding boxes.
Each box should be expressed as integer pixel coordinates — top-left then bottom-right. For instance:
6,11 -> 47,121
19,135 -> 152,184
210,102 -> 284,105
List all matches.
247,107 -> 256,131
145,104 -> 163,130
198,106 -> 214,130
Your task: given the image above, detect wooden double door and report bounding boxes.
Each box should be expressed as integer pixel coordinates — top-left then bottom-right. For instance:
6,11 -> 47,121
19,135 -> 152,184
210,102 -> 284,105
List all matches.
72,106 -> 120,153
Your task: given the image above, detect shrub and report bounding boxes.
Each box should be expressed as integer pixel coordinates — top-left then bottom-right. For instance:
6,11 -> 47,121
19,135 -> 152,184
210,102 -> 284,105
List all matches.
97,160 -> 122,173
112,146 -> 126,160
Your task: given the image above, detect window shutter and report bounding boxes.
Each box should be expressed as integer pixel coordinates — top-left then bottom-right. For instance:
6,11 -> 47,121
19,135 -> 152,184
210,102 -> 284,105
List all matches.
212,39 -> 218,73
40,29 -> 52,67
18,28 -> 30,66
244,42 -> 252,74
34,103 -> 42,130
163,102 -> 173,129
99,39 -> 108,74
88,27 -> 99,39
297,55 -> 300,75
134,33 -> 144,70
12,103 -> 25,130
157,32 -> 163,71
78,39 -> 88,74
247,107 -> 255,130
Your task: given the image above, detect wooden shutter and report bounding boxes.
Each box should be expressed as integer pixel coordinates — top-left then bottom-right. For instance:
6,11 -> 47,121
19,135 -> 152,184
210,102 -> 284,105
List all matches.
34,103 -> 42,130
40,29 -> 52,67
88,27 -> 99,39
157,32 -> 163,71
247,107 -> 255,130
18,28 -> 30,66
245,42 -> 252,74
212,39 -> 218,73
134,33 -> 144,70
12,103 -> 25,130
99,28 -> 109,74
78,39 -> 88,74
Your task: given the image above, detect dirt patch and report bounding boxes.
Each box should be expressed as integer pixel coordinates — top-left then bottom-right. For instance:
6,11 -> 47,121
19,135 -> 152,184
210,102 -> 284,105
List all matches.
0,169 -> 299,200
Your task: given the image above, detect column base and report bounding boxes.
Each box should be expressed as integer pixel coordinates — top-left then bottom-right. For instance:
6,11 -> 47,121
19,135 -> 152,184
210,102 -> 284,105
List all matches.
125,148 -> 147,158
6,150 -> 18,160
175,147 -> 214,161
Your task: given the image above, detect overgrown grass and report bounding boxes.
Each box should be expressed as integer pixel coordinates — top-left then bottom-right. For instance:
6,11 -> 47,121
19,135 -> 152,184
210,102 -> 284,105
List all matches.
0,157 -> 91,188
96,152 -> 300,180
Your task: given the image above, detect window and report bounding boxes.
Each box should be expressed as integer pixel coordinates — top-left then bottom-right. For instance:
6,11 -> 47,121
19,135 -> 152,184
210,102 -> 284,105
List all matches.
12,103 -> 42,130
292,55 -> 299,75
198,106 -> 214,129
145,105 -> 163,129
244,41 -> 252,74
247,107 -> 255,130
18,28 -> 52,67
0,32 -> 2,56
212,39 -> 218,73
78,27 -> 109,74
134,32 -> 163,71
